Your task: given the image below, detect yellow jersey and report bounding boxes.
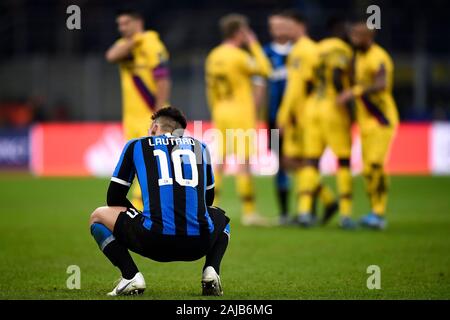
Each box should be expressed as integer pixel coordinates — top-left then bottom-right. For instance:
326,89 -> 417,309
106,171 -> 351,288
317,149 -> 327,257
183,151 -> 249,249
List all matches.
353,43 -> 398,129
205,42 -> 271,119
277,36 -> 318,127
117,31 -> 170,122
312,37 -> 353,100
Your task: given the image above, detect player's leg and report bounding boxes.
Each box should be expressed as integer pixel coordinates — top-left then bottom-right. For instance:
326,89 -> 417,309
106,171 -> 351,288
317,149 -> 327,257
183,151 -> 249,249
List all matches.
212,119 -> 227,207
296,158 -> 320,226
236,130 -> 270,226
212,129 -> 225,207
237,162 -> 271,226
270,121 -> 290,223
202,206 -> 230,296
89,206 -> 144,295
325,116 -> 355,229
335,158 -> 355,228
296,112 -> 331,227
226,122 -> 266,226
123,120 -> 144,211
204,224 -> 230,275
276,168 -> 290,222
237,162 -> 256,217
361,133 -> 374,209
213,163 -> 224,207
360,127 -> 395,229
269,124 -> 289,224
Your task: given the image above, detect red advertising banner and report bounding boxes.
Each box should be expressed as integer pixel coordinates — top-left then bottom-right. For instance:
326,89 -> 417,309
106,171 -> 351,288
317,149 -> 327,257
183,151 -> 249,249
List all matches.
31,123 -> 123,176
29,122 -> 445,177
386,123 -> 430,174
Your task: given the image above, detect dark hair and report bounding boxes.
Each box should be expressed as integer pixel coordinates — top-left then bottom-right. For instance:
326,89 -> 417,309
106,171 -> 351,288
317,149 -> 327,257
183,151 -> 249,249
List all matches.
268,9 -> 287,18
151,106 -> 187,129
326,14 -> 348,38
326,14 -> 347,31
278,9 -> 307,25
116,8 -> 143,20
219,13 -> 249,40
349,14 -> 369,25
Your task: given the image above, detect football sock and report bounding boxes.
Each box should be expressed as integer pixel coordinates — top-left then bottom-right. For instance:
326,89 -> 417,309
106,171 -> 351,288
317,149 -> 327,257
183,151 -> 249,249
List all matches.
236,174 -> 256,216
364,164 -> 388,216
90,223 -> 138,280
337,162 -> 352,217
276,169 -> 289,216
297,166 -> 319,214
204,225 -> 230,275
130,180 -> 143,211
371,164 -> 388,216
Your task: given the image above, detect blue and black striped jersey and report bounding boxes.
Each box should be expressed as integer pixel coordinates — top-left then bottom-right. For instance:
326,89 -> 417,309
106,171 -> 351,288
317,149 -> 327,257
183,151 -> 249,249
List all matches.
111,133 -> 215,236
263,42 -> 292,123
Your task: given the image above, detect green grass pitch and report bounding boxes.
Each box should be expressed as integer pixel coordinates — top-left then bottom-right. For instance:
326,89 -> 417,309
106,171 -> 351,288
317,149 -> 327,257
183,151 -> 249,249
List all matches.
0,174 -> 449,299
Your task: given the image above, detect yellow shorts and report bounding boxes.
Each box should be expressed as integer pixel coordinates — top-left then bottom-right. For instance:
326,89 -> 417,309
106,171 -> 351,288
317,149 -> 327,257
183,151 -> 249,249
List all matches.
360,125 -> 396,171
303,99 -> 352,159
282,120 -> 303,159
212,110 -> 256,160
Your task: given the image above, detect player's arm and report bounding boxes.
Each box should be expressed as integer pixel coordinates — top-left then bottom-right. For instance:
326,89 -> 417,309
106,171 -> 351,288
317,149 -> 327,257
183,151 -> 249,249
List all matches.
154,77 -> 171,111
332,50 -> 352,95
276,56 -> 301,128
205,74 -> 216,112
358,64 -> 387,94
205,57 -> 218,112
148,38 -> 171,110
105,38 -> 135,64
252,76 -> 267,111
241,28 -> 272,78
333,68 -> 345,93
338,60 -> 388,105
107,140 -> 137,209
107,183 -> 135,209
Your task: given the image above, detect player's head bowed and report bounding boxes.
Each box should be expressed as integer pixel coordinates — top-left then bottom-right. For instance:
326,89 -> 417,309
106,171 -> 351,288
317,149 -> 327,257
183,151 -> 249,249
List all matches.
150,106 -> 188,136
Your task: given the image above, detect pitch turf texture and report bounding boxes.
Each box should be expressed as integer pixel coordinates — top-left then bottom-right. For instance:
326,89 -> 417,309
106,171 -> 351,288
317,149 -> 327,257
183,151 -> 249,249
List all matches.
0,174 -> 449,299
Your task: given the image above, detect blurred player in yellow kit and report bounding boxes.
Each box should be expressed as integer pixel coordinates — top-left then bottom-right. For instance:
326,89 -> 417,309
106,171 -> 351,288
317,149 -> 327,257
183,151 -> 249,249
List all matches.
205,14 -> 272,226
276,10 -> 338,226
106,9 -> 171,210
338,20 -> 399,230
253,12 -> 294,225
297,17 -> 356,229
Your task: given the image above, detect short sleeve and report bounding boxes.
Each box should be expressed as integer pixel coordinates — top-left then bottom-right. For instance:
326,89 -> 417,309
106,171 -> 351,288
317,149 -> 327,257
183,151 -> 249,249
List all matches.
111,139 -> 137,187
142,34 -> 170,79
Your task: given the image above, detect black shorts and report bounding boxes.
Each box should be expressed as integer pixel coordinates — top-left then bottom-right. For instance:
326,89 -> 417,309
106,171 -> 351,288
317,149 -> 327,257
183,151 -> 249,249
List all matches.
113,206 -> 230,263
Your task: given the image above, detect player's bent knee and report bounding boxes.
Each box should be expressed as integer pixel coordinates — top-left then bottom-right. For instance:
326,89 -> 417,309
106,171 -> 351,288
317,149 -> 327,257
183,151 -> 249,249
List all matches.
89,206 -> 108,225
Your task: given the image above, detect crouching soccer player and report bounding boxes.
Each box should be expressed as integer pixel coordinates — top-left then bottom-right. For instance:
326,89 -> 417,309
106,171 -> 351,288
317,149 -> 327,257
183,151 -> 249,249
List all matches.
89,107 -> 230,296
